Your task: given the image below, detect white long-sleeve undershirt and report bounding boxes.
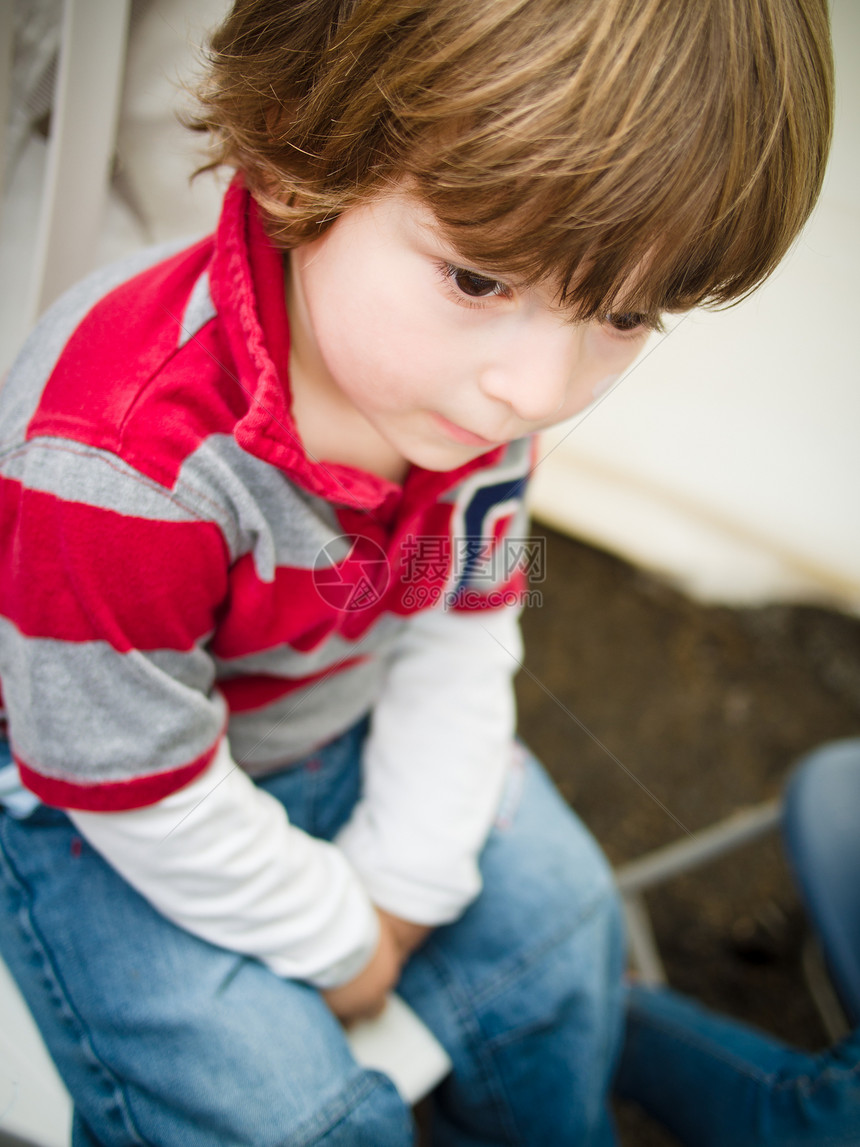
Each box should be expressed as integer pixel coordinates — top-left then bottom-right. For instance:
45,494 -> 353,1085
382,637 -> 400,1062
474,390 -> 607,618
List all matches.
68,603 -> 522,987
69,741 -> 380,988
336,603 -> 522,923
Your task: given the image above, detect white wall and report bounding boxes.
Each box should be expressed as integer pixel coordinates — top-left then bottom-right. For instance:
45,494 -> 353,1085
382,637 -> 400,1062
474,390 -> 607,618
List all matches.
0,0 -> 229,371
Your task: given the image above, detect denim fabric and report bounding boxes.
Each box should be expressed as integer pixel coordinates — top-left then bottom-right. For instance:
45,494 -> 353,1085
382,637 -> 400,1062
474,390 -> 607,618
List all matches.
0,724 -> 624,1146
0,734 -> 40,817
616,984 -> 860,1147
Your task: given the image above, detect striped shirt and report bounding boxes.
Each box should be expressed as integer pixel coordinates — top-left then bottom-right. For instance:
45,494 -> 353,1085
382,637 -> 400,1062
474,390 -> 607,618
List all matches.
0,180 -> 531,983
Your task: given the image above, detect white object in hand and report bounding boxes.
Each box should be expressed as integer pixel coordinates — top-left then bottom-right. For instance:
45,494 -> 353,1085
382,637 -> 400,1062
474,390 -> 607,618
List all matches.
345,993 -> 453,1104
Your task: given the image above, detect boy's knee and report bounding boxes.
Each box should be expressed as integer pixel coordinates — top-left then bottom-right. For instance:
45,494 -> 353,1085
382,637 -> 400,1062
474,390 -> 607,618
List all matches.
499,760 -> 623,940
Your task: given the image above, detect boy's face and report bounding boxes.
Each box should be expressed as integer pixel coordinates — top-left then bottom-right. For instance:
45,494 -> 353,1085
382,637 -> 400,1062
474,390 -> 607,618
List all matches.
286,188 -> 652,475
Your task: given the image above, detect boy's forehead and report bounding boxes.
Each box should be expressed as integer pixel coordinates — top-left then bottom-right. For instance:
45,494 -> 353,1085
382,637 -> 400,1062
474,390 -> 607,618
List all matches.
360,181 -> 454,244
329,183 -> 483,267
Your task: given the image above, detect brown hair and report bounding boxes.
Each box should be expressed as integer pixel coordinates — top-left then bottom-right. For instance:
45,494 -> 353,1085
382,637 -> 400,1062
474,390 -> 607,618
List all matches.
191,0 -> 833,323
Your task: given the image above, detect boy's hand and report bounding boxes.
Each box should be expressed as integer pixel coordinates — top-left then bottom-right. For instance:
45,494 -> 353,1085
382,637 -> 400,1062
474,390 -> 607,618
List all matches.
321,908 -> 432,1025
376,907 -> 431,960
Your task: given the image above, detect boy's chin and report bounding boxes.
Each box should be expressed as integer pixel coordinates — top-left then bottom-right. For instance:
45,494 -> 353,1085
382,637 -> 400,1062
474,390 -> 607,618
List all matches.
405,440 -> 502,473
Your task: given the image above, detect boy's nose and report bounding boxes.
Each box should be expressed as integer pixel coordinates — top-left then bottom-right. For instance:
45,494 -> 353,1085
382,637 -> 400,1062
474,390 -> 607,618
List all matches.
478,326 -> 577,425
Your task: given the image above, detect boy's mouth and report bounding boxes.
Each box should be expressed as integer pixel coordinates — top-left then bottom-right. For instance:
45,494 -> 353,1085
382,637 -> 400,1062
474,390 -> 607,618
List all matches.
433,413 -> 499,448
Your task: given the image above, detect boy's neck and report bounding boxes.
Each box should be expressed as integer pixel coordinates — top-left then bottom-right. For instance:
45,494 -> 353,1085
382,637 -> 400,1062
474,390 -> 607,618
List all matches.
284,258 -> 410,486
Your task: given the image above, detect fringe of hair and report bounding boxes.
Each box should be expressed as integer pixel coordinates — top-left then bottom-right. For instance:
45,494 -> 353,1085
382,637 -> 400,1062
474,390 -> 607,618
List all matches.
187,0 -> 833,320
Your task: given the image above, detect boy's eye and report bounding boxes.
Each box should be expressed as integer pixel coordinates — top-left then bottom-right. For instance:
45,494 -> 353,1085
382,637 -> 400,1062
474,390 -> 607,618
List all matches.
448,265 -> 508,299
603,312 -> 648,334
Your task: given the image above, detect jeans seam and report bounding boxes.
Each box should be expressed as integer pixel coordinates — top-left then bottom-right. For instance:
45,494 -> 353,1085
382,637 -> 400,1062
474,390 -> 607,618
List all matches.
485,894 -> 620,1055
629,996 -> 860,1098
773,1053 -> 860,1095
469,886 -> 616,1017
626,997 -> 788,1087
0,817 -> 153,1146
425,946 -> 521,1146
287,1069 -> 410,1146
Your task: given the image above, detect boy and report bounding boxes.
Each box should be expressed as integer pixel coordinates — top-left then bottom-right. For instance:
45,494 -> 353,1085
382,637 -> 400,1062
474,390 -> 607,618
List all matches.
0,1 -> 832,1144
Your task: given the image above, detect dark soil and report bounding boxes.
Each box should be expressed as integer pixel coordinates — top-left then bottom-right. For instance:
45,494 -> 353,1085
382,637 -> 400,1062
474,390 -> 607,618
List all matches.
516,525 -> 860,1147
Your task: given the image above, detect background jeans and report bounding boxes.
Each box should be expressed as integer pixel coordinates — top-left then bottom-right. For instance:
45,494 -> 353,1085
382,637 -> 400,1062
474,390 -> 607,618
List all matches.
0,723 -> 624,1146
616,983 -> 860,1147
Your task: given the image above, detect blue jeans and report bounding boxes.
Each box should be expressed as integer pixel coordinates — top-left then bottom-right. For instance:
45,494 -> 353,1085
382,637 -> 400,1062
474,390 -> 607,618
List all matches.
616,984 -> 860,1146
0,724 -> 624,1146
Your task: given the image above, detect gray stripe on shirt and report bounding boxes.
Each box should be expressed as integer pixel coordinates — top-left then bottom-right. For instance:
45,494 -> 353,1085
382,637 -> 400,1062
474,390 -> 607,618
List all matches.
0,432 -> 352,577
214,613 -> 405,678
177,435 -> 350,574
228,659 -> 389,772
0,618 -> 224,784
177,270 -> 217,347
1,438 -> 202,521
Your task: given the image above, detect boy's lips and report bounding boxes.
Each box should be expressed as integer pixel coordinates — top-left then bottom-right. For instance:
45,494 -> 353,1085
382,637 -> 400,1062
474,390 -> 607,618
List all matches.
433,413 -> 499,448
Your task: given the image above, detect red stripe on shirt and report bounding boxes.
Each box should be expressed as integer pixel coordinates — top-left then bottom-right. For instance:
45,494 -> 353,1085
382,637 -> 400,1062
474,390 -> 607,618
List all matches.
22,237 -> 261,492
218,658 -> 365,713
16,743 -> 218,811
0,479 -> 227,650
